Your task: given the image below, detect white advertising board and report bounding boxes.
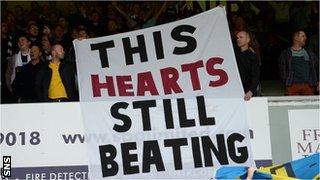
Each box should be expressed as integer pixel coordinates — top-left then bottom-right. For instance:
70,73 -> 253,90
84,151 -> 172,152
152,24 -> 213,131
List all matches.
288,109 -> 320,160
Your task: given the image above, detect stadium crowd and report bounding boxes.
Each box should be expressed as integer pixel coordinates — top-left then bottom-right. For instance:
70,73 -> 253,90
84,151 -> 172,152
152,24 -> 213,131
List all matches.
1,1 -> 319,103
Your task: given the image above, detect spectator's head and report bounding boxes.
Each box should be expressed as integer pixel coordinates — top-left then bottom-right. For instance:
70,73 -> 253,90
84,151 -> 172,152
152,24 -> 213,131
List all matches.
78,27 -> 89,40
30,1 -> 40,11
27,10 -> 39,23
95,4 -> 103,15
139,7 -> 147,20
14,5 -> 23,16
27,22 -> 39,38
107,20 -> 118,33
91,11 -> 100,23
107,4 -> 117,19
67,2 -> 77,13
41,35 -> 52,52
27,20 -> 37,27
131,3 -> 141,15
58,17 -> 68,28
51,44 -> 65,60
17,35 -> 31,51
49,11 -> 58,26
5,12 -> 15,25
236,31 -> 250,50
42,4 -> 50,15
1,22 -> 9,35
234,16 -> 246,32
242,2 -> 251,11
292,30 -> 307,47
229,12 -> 239,24
256,18 -> 265,31
78,3 -> 87,14
70,27 -> 78,40
54,25 -> 65,39
30,44 -> 42,61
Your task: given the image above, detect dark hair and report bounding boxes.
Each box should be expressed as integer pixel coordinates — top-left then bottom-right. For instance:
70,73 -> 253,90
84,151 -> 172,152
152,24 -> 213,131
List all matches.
30,43 -> 41,49
17,33 -> 30,42
78,26 -> 87,33
27,22 -> 38,31
54,24 -> 64,30
42,34 -> 54,44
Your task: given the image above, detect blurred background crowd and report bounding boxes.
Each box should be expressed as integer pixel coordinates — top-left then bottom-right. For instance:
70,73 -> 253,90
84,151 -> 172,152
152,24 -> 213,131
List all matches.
1,1 -> 319,103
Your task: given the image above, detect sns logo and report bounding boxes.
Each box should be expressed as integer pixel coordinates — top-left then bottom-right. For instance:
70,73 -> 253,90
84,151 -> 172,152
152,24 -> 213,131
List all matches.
2,156 -> 11,178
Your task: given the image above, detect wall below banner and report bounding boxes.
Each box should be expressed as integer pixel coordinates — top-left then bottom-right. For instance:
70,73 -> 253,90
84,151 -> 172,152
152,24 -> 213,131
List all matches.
267,96 -> 319,165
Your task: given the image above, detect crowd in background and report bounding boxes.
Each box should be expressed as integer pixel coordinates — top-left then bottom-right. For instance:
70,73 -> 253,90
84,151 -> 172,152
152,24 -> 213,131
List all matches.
1,1 -> 319,103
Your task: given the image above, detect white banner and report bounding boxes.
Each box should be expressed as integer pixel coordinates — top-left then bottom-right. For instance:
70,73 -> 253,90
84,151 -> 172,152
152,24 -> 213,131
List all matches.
74,7 -> 243,102
288,109 -> 320,160
245,98 -> 272,167
74,7 -> 254,179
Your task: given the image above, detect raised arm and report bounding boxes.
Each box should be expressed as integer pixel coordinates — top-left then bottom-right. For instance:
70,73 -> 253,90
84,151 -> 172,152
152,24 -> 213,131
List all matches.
111,2 -> 132,22
154,2 -> 167,20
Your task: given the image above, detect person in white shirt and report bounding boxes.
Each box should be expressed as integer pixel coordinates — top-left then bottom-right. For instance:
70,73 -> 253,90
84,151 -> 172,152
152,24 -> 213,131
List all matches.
5,35 -> 31,93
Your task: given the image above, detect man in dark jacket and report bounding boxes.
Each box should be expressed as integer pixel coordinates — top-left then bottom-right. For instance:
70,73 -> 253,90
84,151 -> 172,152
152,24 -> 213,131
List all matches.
35,44 -> 76,102
235,30 -> 260,101
278,30 -> 319,95
13,44 -> 43,102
